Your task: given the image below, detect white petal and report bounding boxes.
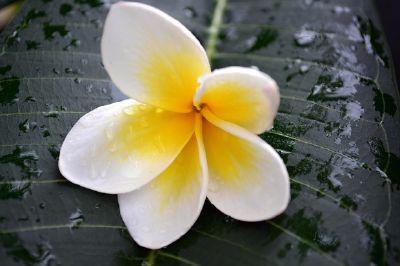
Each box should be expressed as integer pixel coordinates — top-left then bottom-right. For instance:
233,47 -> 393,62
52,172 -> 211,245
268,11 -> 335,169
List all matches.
59,100 -> 195,194
194,66 -> 280,134
202,109 -> 290,221
101,2 -> 210,113
119,120 -> 207,249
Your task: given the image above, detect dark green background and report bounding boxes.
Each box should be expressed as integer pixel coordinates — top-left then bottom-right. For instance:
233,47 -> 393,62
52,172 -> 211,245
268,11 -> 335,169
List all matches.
0,0 -> 399,265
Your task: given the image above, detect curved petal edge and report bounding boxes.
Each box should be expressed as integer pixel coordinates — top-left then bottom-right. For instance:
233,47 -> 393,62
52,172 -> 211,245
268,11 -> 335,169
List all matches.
59,100 -> 195,194
202,108 -> 290,221
118,116 -> 207,248
101,2 -> 210,113
194,66 -> 280,134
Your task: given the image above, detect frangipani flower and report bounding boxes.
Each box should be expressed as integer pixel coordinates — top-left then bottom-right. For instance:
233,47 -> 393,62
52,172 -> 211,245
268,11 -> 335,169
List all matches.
59,2 -> 290,249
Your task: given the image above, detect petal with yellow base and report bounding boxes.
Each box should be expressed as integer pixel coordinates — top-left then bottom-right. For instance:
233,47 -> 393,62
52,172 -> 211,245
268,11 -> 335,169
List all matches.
118,115 -> 207,249
59,100 -> 195,194
194,67 -> 280,134
202,108 -> 290,221
101,2 -> 210,113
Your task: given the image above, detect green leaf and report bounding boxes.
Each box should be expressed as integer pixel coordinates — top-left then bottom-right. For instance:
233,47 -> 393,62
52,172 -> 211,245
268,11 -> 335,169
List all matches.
0,0 -> 399,265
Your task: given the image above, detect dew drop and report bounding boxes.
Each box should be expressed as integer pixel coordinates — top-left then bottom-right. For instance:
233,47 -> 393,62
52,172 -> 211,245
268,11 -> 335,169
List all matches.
123,106 -> 136,115
139,105 -> 147,111
24,96 -> 36,102
208,182 -> 220,192
332,6 -> 350,14
69,208 -> 84,228
294,29 -> 317,46
18,215 -> 29,221
344,101 -> 364,121
184,6 -> 197,18
64,67 -> 73,74
224,215 -> 235,223
155,108 -> 164,114
299,65 -> 310,74
91,19 -> 102,28
18,119 -> 37,133
86,84 -> 93,93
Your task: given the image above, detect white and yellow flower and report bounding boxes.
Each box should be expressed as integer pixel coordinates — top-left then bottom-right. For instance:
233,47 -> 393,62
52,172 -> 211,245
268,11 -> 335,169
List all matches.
59,2 -> 290,249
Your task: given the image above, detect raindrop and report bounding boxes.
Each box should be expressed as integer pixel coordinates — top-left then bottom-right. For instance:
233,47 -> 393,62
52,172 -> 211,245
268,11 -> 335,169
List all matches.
64,67 -> 73,74
184,6 -> 197,18
155,108 -> 164,114
0,146 -> 41,179
332,6 -> 350,14
43,23 -> 69,40
246,28 -> 278,52
63,38 -> 81,51
91,19 -> 102,28
39,202 -> 46,209
52,68 -> 60,74
344,101 -> 364,121
43,110 -> 58,118
24,96 -> 36,102
139,105 -> 147,111
294,29 -> 317,46
18,215 -> 29,221
224,215 -> 235,223
64,67 -> 74,74
299,65 -> 310,74
86,84 -> 93,92
48,144 -> 61,160
40,125 -> 50,137
69,208 -> 84,228
43,104 -> 65,118
208,181 -> 220,192
18,119 -> 37,133
307,73 -> 357,101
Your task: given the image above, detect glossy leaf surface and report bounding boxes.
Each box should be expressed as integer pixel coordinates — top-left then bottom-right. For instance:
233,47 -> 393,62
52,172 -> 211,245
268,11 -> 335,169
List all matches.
0,0 -> 399,265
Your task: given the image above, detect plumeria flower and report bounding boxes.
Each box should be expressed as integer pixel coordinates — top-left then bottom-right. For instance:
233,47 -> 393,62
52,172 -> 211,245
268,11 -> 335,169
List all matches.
59,2 -> 290,249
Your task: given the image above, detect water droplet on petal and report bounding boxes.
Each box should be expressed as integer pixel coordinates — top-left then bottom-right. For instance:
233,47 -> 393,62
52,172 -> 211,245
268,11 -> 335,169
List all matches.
155,108 -> 164,114
208,181 -> 220,192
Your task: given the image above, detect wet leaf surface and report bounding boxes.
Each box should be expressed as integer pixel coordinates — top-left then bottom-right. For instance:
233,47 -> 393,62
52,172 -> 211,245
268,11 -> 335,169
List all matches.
0,0 -> 399,265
